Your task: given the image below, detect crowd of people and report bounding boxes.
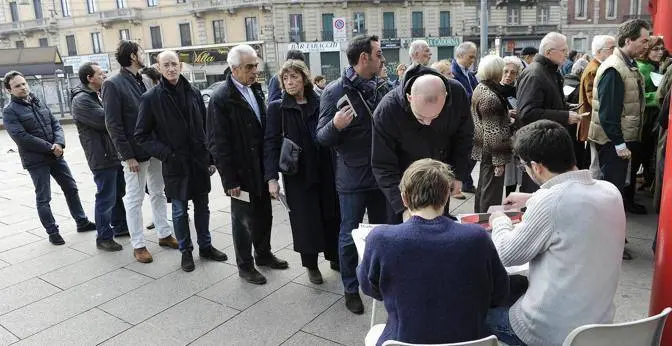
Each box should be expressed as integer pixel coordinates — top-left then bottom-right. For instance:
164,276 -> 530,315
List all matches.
0,17 -> 664,345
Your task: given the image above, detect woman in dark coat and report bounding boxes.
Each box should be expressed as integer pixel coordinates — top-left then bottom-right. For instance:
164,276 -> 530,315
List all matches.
264,60 -> 340,284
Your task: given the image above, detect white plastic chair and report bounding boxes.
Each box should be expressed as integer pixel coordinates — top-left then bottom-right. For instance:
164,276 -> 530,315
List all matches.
380,335 -> 499,346
561,307 -> 672,346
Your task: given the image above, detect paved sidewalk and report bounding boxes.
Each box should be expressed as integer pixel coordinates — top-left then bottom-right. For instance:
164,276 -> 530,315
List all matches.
0,124 -> 658,345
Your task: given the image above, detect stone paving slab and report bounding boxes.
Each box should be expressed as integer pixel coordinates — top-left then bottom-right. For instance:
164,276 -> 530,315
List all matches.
0,278 -> 61,316
0,326 -> 17,346
0,248 -> 90,290
281,331 -> 343,346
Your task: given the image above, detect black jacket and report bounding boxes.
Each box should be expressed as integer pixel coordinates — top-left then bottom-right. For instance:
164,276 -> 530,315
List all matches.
2,94 -> 65,169
517,55 -> 569,126
207,73 -> 268,198
135,76 -> 211,201
372,65 -> 474,214
70,84 -> 120,171
316,68 -> 386,193
563,74 -> 581,105
102,68 -> 151,162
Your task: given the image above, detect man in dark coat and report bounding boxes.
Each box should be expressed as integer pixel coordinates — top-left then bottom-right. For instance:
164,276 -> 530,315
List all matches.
71,62 -> 127,252
135,51 -> 228,272
2,71 -> 95,245
516,32 -> 583,193
103,40 -> 178,264
316,34 -> 388,315
372,65 -> 474,223
207,44 -> 288,285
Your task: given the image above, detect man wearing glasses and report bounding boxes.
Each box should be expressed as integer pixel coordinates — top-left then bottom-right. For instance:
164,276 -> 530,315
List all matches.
516,32 -> 585,193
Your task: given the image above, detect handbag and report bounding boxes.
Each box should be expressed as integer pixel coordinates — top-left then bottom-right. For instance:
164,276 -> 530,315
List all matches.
278,110 -> 302,176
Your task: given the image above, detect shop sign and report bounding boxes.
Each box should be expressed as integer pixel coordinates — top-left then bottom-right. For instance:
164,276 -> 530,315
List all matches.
62,54 -> 111,72
402,37 -> 463,47
380,39 -> 401,49
149,44 -> 263,65
288,41 -> 340,53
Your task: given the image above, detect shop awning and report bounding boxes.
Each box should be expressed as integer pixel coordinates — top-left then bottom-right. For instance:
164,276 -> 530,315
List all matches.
0,47 -> 64,76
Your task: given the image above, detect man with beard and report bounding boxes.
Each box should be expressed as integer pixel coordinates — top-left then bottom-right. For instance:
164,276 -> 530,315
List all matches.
103,40 -> 178,263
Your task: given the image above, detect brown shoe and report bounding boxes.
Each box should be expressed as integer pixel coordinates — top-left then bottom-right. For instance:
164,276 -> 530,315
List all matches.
158,235 -> 178,249
133,247 -> 153,263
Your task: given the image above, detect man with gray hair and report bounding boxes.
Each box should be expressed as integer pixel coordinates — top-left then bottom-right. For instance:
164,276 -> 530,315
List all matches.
408,40 -> 432,66
516,32 -> 584,193
207,44 -> 288,284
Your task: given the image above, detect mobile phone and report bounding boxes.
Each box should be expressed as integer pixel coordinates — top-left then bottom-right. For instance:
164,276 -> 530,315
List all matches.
337,94 -> 358,117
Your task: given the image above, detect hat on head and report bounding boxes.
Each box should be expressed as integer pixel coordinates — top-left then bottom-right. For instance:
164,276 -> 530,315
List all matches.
521,47 -> 539,56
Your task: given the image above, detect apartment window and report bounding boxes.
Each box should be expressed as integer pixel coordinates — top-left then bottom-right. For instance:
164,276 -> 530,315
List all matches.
65,34 -> 77,55
439,11 -> 451,36
119,29 -> 130,41
606,0 -> 617,19
575,0 -> 587,18
117,0 -> 126,9
245,17 -> 258,41
33,0 -> 43,19
147,0 -> 157,7
179,23 -> 192,46
630,0 -> 641,15
411,11 -> 424,37
150,26 -> 162,48
213,20 -> 225,44
322,13 -> 334,41
537,7 -> 549,24
9,2 -> 18,22
86,0 -> 96,13
383,12 -> 395,38
91,32 -> 103,53
61,0 -> 70,17
289,14 -> 303,42
573,37 -> 587,52
15,40 -> 24,48
177,0 -> 186,2
507,7 -> 520,25
39,38 -> 48,47
353,12 -> 366,34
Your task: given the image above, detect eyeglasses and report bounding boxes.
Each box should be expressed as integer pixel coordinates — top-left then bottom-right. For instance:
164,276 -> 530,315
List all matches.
601,46 -> 616,52
517,160 -> 530,170
651,47 -> 665,52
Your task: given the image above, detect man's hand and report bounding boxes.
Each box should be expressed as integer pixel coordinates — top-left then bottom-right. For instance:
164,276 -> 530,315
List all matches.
508,109 -> 518,119
452,180 -> 463,194
402,209 -> 411,222
268,179 -> 280,199
208,165 -> 216,176
227,187 -> 241,197
494,165 -> 505,177
333,105 -> 355,130
568,111 -> 583,125
51,144 -> 63,158
125,158 -> 140,173
616,147 -> 632,160
489,211 -> 509,227
502,192 -> 533,210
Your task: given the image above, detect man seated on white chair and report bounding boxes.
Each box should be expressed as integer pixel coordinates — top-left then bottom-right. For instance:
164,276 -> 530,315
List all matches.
487,120 -> 626,346
358,158 -> 510,346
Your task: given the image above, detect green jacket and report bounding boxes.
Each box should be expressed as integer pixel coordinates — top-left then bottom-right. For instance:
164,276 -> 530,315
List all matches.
636,60 -> 660,109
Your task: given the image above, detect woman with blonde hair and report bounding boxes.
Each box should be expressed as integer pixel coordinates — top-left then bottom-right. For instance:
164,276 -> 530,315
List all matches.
263,60 -> 340,284
431,60 -> 454,79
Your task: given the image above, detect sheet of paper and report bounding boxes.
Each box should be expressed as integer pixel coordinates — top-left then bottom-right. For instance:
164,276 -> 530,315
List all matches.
278,193 -> 290,212
487,205 -> 506,213
231,190 -> 250,203
563,85 -> 576,97
651,72 -> 663,87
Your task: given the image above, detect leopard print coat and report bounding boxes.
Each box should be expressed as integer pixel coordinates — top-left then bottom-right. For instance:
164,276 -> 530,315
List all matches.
471,83 -> 513,166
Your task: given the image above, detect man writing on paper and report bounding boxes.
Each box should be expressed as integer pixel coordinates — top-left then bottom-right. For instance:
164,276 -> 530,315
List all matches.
516,32 -> 585,193
207,45 -> 288,285
486,120 -> 625,346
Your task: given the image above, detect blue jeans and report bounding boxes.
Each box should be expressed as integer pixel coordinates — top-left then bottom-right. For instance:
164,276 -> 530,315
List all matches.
172,193 -> 212,253
92,166 -> 127,241
27,159 -> 88,235
338,190 -> 388,293
485,307 -> 527,346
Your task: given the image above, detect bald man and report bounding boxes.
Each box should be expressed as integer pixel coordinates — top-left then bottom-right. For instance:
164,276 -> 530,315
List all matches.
135,50 -> 228,272
372,65 -> 474,223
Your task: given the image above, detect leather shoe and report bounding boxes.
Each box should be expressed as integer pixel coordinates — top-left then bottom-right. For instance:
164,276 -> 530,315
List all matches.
96,239 -> 122,252
76,221 -> 96,233
199,246 -> 228,261
329,260 -> 340,272
344,292 -> 364,314
255,255 -> 289,269
239,268 -> 267,285
181,252 -> 195,272
158,235 -> 179,249
134,247 -> 153,263
462,185 -> 476,194
624,201 -> 647,215
49,233 -> 65,245
307,268 -> 323,284
623,249 -> 633,261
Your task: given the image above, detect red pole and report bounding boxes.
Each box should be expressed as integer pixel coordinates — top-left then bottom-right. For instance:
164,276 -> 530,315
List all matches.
650,2 -> 672,341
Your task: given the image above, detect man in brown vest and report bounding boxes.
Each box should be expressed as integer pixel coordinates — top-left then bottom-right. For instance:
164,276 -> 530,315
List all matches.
588,19 -> 650,259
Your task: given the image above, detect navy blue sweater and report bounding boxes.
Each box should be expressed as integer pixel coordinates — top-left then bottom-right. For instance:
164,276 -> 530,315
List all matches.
357,216 -> 509,346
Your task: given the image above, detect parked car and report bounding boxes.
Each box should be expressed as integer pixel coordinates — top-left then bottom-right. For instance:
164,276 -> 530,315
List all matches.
200,81 -> 224,108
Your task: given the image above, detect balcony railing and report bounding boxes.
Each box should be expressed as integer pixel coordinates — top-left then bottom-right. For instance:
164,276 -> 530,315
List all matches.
190,0 -> 270,16
322,30 -> 333,41
289,30 -> 305,42
503,25 -> 531,35
470,25 -> 501,35
0,18 -> 58,37
439,26 -> 452,36
623,14 -> 652,21
533,24 -> 558,34
382,29 -> 397,39
411,27 -> 425,38
353,28 -> 368,35
98,8 -> 142,26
